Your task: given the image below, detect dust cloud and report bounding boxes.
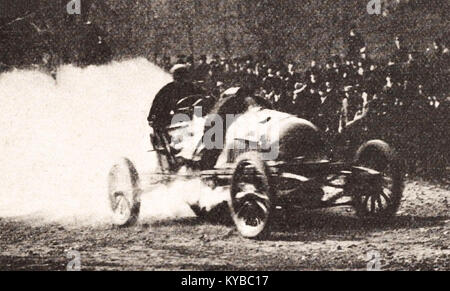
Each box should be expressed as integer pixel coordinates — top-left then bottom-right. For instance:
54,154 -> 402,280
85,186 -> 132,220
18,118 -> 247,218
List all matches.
0,58 -> 226,226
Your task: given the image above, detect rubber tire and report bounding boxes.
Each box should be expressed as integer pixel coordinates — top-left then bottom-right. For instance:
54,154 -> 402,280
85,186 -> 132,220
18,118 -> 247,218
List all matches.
351,143 -> 404,220
229,151 -> 274,239
108,158 -> 141,227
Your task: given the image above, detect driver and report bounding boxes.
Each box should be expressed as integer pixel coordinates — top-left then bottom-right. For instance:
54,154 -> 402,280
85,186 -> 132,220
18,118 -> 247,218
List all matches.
147,64 -> 205,171
147,64 -> 205,130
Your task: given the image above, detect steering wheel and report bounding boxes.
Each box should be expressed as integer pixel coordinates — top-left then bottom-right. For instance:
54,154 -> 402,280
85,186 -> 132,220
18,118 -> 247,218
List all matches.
173,94 -> 205,117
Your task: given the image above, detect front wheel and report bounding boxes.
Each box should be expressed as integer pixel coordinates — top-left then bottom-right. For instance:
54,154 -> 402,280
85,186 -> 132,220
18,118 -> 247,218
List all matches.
108,158 -> 141,227
349,143 -> 404,220
229,152 -> 273,239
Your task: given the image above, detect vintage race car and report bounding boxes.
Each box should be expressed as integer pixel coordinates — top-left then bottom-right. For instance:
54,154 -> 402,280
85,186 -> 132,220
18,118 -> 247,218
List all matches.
108,88 -> 404,239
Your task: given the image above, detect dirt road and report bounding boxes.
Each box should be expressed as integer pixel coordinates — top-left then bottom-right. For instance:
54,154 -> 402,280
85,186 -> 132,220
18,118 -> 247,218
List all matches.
0,180 -> 448,271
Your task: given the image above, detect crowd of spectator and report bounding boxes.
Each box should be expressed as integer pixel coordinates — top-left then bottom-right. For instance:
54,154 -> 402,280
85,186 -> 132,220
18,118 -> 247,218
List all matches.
157,30 -> 449,179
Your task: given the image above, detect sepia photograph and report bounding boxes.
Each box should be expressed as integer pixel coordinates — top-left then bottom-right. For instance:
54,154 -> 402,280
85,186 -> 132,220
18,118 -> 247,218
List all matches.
0,0 -> 448,274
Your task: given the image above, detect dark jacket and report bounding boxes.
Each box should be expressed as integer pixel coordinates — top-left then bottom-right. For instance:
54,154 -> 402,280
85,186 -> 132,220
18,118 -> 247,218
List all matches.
148,81 -> 204,128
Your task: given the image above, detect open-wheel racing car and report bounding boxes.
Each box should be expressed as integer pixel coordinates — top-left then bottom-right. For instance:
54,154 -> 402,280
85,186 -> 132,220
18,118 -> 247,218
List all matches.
107,88 -> 404,239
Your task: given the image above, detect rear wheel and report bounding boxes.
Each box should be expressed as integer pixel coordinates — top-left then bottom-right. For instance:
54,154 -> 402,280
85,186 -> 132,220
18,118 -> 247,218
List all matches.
108,158 -> 141,227
350,145 -> 404,220
229,152 -> 273,239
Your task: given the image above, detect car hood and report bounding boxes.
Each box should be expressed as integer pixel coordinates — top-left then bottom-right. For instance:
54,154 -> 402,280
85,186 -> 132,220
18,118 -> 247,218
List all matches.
215,107 -> 324,168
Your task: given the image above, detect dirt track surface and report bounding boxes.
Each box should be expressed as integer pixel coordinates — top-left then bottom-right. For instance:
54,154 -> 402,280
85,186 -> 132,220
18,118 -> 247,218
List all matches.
0,180 -> 448,271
